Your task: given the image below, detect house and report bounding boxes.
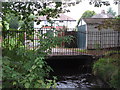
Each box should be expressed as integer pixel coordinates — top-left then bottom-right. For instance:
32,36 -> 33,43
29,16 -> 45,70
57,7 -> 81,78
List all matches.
25,14 -> 76,48
34,13 -> 76,32
77,10 -> 120,49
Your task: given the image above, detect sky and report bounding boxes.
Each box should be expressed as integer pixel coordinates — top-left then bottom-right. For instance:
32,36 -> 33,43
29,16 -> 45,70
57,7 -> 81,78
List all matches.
64,0 -> 118,20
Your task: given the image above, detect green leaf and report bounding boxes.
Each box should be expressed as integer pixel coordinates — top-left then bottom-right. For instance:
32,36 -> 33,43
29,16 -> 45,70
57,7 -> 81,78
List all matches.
3,57 -> 11,65
39,65 -> 42,68
31,65 -> 36,70
13,81 -> 17,85
25,82 -> 30,88
12,73 -> 17,77
28,77 -> 33,82
34,83 -> 40,88
3,21 -> 9,30
37,80 -> 43,83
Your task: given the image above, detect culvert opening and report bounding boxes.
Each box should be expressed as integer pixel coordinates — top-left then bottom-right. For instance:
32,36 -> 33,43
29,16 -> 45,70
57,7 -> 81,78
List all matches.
45,55 -> 110,88
46,55 -> 93,76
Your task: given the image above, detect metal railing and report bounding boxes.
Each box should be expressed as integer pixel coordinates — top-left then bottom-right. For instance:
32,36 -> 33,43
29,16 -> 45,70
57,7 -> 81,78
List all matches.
2,28 -> 120,56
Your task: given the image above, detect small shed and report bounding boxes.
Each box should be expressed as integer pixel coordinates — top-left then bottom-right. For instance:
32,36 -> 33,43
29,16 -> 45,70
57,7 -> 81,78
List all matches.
77,11 -> 120,49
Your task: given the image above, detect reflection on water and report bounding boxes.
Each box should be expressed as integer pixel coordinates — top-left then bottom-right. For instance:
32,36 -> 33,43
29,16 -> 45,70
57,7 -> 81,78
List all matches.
56,73 -> 109,88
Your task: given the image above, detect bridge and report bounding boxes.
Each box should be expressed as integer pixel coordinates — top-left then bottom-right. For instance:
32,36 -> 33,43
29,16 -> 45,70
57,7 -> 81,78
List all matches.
48,48 -> 109,56
45,47 -> 119,75
46,48 -> 112,75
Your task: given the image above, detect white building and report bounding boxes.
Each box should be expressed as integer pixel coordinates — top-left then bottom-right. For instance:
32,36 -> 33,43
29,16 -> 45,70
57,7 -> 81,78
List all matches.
34,14 -> 76,30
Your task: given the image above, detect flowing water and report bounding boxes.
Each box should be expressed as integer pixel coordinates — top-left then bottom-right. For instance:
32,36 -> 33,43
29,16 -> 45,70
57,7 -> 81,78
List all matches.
46,56 -> 110,89
56,73 -> 109,88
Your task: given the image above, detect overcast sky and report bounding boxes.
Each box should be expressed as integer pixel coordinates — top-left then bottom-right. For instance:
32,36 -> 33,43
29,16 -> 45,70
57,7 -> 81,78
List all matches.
64,0 -> 118,20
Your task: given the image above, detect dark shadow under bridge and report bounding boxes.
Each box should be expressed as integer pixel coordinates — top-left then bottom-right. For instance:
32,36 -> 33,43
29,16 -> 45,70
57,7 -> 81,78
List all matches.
46,54 -> 95,76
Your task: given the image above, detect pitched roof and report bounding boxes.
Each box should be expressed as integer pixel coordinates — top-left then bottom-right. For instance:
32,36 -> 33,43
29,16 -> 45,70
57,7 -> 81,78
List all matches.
55,14 -> 75,21
82,10 -> 114,24
91,10 -> 114,18
83,18 -> 115,25
92,13 -> 114,18
37,14 -> 76,21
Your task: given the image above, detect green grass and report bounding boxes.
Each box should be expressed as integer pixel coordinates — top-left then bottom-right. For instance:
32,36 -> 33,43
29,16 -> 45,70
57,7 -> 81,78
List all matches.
105,50 -> 120,55
93,53 -> 120,89
73,49 -> 87,52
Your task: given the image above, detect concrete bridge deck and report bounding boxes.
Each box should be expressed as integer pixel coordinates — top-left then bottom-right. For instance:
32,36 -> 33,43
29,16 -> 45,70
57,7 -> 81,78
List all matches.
48,48 -> 108,56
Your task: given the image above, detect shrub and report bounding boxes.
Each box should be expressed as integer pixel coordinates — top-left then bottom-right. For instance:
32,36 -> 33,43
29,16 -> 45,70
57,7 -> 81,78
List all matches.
2,29 -> 72,88
93,54 -> 120,89
2,47 -> 56,88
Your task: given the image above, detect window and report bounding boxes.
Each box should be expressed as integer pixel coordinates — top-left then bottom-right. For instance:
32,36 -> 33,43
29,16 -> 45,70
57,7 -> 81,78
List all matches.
59,21 -> 63,23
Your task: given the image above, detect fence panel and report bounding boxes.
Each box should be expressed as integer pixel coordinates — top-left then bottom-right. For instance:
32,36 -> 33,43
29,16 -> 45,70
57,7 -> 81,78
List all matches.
2,29 -> 120,56
87,30 -> 120,49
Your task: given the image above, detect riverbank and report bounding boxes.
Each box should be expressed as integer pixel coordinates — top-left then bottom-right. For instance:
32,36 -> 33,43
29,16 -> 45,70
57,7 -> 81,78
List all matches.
93,53 -> 120,89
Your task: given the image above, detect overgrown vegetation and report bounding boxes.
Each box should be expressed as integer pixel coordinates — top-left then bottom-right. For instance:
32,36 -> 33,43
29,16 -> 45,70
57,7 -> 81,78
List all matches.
1,1 -> 119,88
96,16 -> 120,31
1,2 -> 72,88
2,22 -> 72,88
92,3 -> 119,89
2,29 -> 72,88
2,48 -> 54,88
93,52 -> 120,89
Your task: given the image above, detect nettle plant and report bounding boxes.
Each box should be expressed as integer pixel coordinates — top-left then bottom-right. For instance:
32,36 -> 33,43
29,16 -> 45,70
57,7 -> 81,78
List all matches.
2,29 -> 72,88
1,2 -> 72,88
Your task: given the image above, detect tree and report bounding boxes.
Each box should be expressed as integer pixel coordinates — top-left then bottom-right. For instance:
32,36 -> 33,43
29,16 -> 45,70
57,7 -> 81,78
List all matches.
76,10 -> 96,28
1,1 -> 119,88
81,10 -> 96,18
2,2 -> 63,31
107,7 -> 116,16
1,2 -> 72,88
5,13 -> 19,29
89,0 -> 120,7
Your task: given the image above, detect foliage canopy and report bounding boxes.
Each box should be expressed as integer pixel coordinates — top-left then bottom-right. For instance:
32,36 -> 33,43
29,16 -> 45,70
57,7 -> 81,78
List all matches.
1,1 -> 72,88
81,10 -> 96,18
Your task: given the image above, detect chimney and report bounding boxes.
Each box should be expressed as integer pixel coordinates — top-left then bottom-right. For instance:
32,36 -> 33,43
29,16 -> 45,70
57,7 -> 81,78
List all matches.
101,10 -> 106,14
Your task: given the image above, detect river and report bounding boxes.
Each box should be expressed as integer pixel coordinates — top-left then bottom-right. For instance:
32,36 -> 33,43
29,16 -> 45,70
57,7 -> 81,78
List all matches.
56,73 -> 109,88
46,55 -> 111,89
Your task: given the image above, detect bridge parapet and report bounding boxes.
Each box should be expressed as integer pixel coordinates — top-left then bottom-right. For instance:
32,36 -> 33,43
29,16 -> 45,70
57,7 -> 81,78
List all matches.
48,48 -> 117,57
